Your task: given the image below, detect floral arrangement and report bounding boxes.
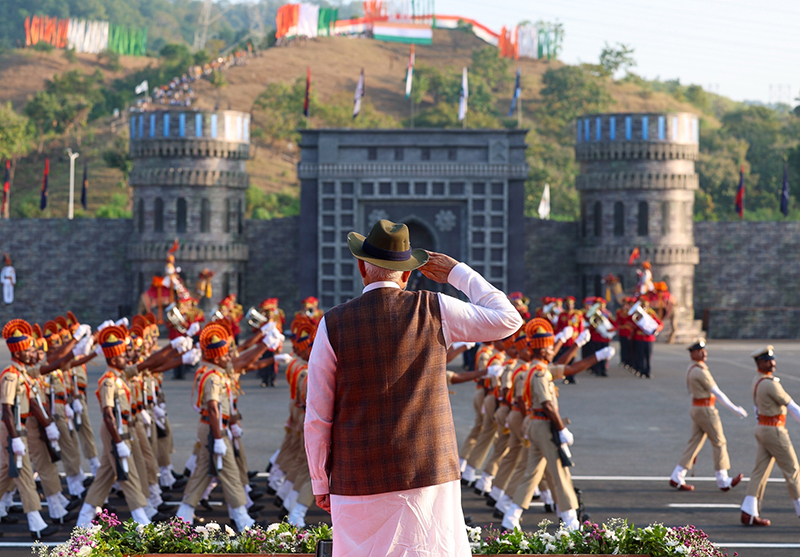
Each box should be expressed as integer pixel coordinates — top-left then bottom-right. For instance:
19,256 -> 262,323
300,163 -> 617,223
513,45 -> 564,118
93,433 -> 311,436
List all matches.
35,511 -> 733,557
467,519 -> 736,556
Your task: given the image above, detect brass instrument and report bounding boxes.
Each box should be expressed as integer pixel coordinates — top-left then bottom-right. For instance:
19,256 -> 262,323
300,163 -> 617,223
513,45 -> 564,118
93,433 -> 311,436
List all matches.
165,303 -> 189,334
209,307 -> 225,323
586,303 -> 616,339
245,307 -> 268,329
628,301 -> 659,336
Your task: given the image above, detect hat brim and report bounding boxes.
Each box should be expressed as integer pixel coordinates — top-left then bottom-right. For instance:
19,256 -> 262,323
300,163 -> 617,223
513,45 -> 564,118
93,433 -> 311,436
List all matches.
347,232 -> 429,272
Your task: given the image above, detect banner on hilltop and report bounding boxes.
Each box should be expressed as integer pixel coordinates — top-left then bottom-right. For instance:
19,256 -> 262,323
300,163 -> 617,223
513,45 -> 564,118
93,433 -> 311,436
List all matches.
24,15 -> 147,56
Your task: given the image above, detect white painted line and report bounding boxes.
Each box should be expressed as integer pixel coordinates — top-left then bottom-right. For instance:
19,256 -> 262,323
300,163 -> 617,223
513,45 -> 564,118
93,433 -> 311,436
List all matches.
716,543 -> 800,548
572,475 -> 786,483
0,542 -> 59,547
668,503 -> 741,508
160,500 -> 224,507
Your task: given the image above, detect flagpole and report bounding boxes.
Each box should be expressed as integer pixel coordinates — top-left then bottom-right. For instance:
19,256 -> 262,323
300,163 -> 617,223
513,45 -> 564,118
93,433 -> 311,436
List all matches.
65,148 -> 79,220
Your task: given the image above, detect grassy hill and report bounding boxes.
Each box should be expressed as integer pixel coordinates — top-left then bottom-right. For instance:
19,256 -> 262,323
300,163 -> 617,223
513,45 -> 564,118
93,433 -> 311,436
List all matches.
3,28 -> 786,221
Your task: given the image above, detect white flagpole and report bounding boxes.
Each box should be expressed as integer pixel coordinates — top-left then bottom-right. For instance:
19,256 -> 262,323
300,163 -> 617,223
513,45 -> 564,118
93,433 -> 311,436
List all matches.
65,148 -> 80,220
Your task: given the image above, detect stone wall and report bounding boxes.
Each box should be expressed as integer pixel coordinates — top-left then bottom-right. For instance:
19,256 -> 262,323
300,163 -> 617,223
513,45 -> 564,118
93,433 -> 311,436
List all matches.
244,216 -> 301,314
694,221 -> 800,338
524,218 -> 581,300
0,219 -> 133,326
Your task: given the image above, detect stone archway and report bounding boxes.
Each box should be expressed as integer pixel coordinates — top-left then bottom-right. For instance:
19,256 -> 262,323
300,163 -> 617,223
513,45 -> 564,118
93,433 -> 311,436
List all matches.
404,219 -> 440,293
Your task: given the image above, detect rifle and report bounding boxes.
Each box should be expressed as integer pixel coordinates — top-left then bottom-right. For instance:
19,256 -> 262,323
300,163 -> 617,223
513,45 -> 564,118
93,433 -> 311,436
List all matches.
7,436 -> 20,478
550,420 -> 574,468
111,442 -> 129,482
37,420 -> 61,463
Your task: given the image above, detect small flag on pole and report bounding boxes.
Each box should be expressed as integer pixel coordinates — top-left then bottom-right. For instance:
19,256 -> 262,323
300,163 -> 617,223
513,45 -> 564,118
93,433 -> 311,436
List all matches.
781,163 -> 789,217
2,160 -> 9,217
353,68 -> 365,119
303,67 -> 311,118
734,165 -> 745,219
404,45 -> 415,99
628,246 -> 640,266
81,161 -> 88,210
508,68 -> 521,117
134,80 -> 149,95
40,158 -> 49,211
458,66 -> 468,122
538,183 -> 550,220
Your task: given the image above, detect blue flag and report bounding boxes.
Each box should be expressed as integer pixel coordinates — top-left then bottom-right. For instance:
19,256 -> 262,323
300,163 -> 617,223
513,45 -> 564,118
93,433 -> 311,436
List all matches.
781,164 -> 789,217
508,69 -> 521,117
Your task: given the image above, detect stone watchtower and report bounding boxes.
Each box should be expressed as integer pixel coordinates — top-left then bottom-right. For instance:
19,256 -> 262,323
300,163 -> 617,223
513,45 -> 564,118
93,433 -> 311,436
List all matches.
127,109 -> 250,309
575,112 -> 702,342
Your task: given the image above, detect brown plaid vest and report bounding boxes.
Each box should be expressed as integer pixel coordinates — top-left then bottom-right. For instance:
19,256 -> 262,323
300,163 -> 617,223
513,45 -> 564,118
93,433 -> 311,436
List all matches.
324,287 -> 460,496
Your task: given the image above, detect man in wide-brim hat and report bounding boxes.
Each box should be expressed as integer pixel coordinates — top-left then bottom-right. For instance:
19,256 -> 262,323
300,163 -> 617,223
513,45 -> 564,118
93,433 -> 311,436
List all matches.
305,219 -> 523,557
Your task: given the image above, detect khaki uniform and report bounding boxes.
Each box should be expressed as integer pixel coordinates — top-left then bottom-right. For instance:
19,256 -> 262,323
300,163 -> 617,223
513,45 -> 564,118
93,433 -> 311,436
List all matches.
43,369 -> 82,477
181,364 -> 246,509
290,371 -> 314,508
482,358 -> 518,477
0,363 -> 43,513
512,361 -> 578,512
274,358 -> 306,474
72,364 -> 98,460
23,369 -> 63,499
459,345 -> 495,460
494,361 -> 530,491
83,368 -> 147,509
745,374 -> 800,501
466,351 -> 506,469
678,361 -> 730,471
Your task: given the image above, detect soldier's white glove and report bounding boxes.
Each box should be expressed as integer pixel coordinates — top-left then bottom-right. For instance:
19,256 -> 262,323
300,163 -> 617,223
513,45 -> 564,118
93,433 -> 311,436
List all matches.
115,318 -> 129,328
787,400 -> 800,424
115,441 -> 132,459
260,322 -> 285,351
73,324 -> 91,341
575,330 -> 591,348
181,347 -> 201,366
734,406 -> 748,419
72,399 -> 83,415
559,427 -> 574,446
139,409 -> 152,426
73,335 -> 94,357
451,341 -> 476,351
11,437 -> 26,456
554,326 -> 573,344
594,346 -> 616,361
274,353 -> 292,364
97,320 -> 114,332
44,422 -> 60,441
153,404 -> 167,420
488,364 -> 504,378
213,437 -> 228,456
170,336 -> 193,354
65,405 -> 75,419
230,423 -> 243,438
186,322 -> 201,337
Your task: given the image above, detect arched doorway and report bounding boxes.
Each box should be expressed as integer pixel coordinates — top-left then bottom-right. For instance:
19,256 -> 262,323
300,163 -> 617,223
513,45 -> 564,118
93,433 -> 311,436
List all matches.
404,220 -> 439,292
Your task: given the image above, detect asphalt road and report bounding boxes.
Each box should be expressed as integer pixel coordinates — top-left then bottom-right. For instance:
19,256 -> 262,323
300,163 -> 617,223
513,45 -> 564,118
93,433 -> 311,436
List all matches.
2,339 -> 800,556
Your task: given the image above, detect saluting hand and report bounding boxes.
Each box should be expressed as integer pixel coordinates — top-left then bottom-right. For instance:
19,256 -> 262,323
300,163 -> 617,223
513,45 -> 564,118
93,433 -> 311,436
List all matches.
420,251 -> 458,284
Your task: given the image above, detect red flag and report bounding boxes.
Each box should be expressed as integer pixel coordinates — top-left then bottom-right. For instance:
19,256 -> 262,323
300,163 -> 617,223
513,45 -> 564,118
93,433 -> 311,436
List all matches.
40,158 -> 49,210
303,67 -> 311,118
1,160 -> 9,217
628,246 -> 640,266
734,165 -> 745,219
168,238 -> 180,254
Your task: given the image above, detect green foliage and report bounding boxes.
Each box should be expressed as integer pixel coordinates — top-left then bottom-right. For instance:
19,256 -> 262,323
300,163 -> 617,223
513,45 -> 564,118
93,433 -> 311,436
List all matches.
98,50 -> 122,71
32,41 -> 55,53
95,192 -> 131,218
0,103 -> 34,161
247,187 -> 299,220
210,69 -> 228,88
102,135 -> 133,180
599,42 -> 636,78
62,48 -> 77,63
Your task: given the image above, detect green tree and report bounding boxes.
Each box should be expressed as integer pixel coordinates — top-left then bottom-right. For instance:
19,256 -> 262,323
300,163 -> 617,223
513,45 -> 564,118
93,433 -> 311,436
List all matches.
599,42 -> 636,78
0,103 -> 34,218
24,91 -> 61,153
103,135 -> 133,180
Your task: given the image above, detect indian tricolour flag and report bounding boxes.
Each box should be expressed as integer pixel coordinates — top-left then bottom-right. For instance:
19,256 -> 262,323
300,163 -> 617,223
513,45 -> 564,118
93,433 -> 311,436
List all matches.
372,22 -> 432,45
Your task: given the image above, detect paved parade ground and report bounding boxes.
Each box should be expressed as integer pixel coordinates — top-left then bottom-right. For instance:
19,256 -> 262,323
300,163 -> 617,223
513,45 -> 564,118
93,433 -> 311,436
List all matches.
2,339 -> 800,556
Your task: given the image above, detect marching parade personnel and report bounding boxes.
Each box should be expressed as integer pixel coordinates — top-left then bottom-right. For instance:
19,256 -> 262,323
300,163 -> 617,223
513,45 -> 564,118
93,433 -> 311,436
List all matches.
555,296 -> 584,384
458,340 -> 499,476
740,346 -> 800,526
670,339 -> 746,491
631,297 -> 662,378
587,298 -> 615,377
616,297 -> 635,371
76,325 -> 155,528
502,318 -> 615,531
176,320 -> 280,530
1,320 -> 60,539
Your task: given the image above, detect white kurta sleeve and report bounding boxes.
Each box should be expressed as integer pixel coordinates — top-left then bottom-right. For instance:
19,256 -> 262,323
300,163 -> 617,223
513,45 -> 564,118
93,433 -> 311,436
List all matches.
438,262 -> 524,347
304,316 -> 337,495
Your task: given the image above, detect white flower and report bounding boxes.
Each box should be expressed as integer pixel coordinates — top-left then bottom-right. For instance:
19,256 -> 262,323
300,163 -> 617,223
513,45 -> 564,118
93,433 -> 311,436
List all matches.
206,522 -> 220,532
76,546 -> 92,557
541,532 -> 554,542
545,542 -> 557,553
225,525 -> 236,538
467,526 -> 482,543
667,539 -> 680,547
520,539 -> 530,550
195,526 -> 208,537
267,523 -> 280,533
279,531 -> 292,539
87,524 -> 102,536
675,545 -> 688,554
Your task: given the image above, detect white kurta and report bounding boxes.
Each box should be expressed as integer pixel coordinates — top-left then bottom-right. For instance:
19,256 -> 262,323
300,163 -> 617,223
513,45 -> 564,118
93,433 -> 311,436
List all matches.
1,265 -> 15,304
305,262 -> 523,557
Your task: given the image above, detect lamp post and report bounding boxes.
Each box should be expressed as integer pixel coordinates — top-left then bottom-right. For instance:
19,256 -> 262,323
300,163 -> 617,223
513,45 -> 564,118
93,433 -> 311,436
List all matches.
65,148 -> 80,220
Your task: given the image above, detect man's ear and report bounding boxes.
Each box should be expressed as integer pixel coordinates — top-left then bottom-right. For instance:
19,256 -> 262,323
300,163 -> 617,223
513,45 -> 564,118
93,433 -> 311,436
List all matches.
358,259 -> 367,278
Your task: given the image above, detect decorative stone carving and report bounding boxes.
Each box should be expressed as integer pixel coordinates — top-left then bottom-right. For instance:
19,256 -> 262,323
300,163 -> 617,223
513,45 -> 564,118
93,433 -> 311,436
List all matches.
367,209 -> 389,224
435,210 -> 457,232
